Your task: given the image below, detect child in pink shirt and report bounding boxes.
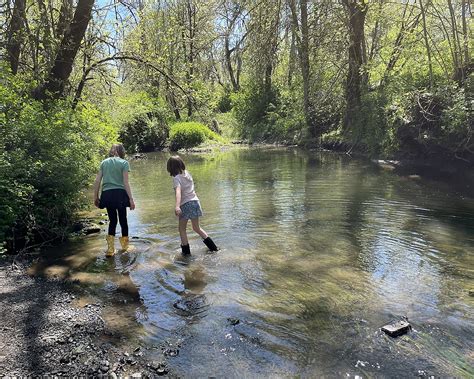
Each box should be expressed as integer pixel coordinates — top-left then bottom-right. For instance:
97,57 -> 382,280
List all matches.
166,155 -> 218,255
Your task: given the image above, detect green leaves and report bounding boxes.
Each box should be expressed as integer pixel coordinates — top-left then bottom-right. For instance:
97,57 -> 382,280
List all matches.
169,121 -> 223,151
0,70 -> 117,250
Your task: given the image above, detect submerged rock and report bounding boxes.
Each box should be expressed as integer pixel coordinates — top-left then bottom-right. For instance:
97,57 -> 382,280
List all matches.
381,320 -> 411,337
82,224 -> 101,235
163,348 -> 179,357
227,317 -> 240,326
150,361 -> 168,375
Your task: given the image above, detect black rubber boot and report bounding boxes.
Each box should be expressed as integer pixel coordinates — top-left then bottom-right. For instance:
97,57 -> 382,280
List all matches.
181,244 -> 191,255
203,237 -> 219,251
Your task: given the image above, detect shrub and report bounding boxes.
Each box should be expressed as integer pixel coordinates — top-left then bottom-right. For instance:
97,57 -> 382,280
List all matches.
169,122 -> 223,151
231,82 -> 280,141
0,68 -> 116,251
119,113 -> 169,152
232,82 -> 308,143
215,89 -> 233,113
111,90 -> 170,152
390,83 -> 472,159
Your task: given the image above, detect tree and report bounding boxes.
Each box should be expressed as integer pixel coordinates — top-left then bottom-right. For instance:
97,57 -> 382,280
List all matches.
6,0 -> 26,74
289,0 -> 315,139
35,0 -> 95,100
342,0 -> 367,132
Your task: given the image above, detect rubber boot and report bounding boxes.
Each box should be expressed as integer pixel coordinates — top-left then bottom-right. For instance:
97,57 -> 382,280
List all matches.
119,236 -> 133,251
106,235 -> 115,257
181,244 -> 191,255
203,237 -> 218,251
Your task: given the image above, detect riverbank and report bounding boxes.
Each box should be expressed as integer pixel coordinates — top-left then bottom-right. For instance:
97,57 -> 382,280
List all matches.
0,257 -> 174,377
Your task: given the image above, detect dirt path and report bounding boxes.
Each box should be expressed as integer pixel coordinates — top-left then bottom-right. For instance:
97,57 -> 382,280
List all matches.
0,257 -> 170,378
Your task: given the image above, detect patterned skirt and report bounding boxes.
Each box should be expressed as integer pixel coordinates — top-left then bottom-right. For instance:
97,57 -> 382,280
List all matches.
179,200 -> 203,220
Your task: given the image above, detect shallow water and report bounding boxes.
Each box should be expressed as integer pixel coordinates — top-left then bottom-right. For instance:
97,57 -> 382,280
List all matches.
33,149 -> 474,377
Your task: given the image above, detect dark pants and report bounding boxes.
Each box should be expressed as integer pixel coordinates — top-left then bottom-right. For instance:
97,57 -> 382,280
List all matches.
107,207 -> 128,236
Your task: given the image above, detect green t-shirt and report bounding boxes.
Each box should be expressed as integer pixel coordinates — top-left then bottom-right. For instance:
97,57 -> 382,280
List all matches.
100,157 -> 130,191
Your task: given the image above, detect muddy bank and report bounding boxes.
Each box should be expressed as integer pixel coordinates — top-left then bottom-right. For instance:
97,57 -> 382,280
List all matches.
0,257 -> 174,377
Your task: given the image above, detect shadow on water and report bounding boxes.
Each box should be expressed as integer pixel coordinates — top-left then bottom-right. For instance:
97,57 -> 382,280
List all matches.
28,149 -> 474,377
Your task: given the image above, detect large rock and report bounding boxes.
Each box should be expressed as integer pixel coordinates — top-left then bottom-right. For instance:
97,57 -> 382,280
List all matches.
382,320 -> 411,337
82,224 -> 101,235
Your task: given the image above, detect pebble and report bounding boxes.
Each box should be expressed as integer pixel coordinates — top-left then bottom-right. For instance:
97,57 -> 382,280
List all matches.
227,318 -> 240,325
131,373 -> 142,378
163,348 -> 179,357
60,355 -> 70,364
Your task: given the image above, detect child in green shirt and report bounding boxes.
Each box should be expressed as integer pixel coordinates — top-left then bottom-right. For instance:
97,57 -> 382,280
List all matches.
93,144 -> 135,256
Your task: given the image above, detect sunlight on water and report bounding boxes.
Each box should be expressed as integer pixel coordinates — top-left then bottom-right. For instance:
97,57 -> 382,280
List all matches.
32,149 -> 474,377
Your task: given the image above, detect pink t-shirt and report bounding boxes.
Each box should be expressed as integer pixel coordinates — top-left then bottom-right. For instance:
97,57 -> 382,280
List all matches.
173,171 -> 199,205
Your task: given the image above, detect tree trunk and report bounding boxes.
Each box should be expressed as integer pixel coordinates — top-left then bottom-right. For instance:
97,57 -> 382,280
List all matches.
185,0 -> 195,117
35,0 -> 95,100
6,0 -> 26,75
55,0 -> 74,39
342,0 -> 367,131
419,0 -> 433,88
236,51 -> 242,89
264,63 -> 272,94
225,35 -> 239,91
288,25 -> 296,86
299,0 -> 314,137
289,0 -> 315,138
381,5 -> 420,86
461,0 -> 470,75
37,0 -> 54,67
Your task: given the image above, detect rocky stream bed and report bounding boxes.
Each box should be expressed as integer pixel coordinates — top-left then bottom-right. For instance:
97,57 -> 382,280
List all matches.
0,258 -> 174,378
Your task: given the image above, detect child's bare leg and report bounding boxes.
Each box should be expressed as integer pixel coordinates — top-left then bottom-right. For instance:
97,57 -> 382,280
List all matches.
179,218 -> 189,245
191,218 -> 208,239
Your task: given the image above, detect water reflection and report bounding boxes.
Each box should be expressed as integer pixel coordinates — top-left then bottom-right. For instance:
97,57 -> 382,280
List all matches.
33,148 -> 474,377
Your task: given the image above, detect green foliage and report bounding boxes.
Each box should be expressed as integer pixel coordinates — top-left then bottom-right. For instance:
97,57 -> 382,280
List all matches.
214,88 -> 233,113
232,83 -> 305,143
342,78 -> 472,159
119,114 -> 169,152
0,68 -> 116,250
213,112 -> 240,139
343,90 -> 391,156
387,83 -> 472,158
231,83 -> 279,141
107,89 -> 171,152
169,122 -> 223,151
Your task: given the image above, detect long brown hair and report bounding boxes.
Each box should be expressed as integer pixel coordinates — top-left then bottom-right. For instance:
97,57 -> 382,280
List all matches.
109,143 -> 126,159
166,155 -> 185,176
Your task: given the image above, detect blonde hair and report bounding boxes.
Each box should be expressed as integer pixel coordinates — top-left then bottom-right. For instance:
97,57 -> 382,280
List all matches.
109,144 -> 126,159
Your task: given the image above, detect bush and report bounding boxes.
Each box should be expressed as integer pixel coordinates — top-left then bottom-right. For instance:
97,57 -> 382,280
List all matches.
119,113 -> 169,152
231,82 -> 281,141
390,84 -> 472,159
169,122 -> 223,151
342,78 -> 473,159
215,89 -> 233,113
110,90 -> 170,152
0,68 -> 116,251
232,82 -> 308,143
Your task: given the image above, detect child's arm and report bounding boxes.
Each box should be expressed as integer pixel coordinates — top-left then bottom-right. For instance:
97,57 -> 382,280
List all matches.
123,171 -> 136,210
93,171 -> 102,208
174,186 -> 182,216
